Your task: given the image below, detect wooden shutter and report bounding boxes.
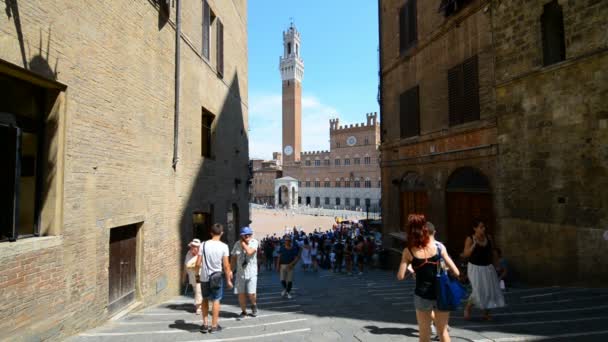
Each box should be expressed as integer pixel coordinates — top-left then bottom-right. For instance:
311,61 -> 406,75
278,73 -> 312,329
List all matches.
541,1 -> 566,66
448,64 -> 463,126
399,0 -> 417,53
202,0 -> 210,60
449,55 -> 479,126
217,19 -> 224,77
0,125 -> 20,241
400,86 -> 420,138
462,55 -> 479,122
399,5 -> 407,53
408,0 -> 417,46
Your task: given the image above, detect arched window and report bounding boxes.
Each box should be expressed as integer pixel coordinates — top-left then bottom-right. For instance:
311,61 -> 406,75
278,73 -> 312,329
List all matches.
344,178 -> 351,187
324,178 -> 331,188
541,0 -> 566,66
354,178 -> 361,188
335,178 -> 341,187
335,158 -> 341,166
364,178 -> 372,188
314,178 -> 320,188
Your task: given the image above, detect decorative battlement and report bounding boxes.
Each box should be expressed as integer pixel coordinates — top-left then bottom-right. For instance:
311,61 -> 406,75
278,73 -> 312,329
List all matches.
301,150 -> 330,156
331,112 -> 379,132
329,118 -> 340,130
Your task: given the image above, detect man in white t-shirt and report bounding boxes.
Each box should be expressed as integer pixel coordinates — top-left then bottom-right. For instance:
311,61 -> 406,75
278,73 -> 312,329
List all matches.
198,224 -> 233,334
231,226 -> 259,319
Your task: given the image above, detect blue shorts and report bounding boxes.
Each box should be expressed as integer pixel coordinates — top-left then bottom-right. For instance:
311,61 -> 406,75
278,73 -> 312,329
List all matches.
201,280 -> 224,301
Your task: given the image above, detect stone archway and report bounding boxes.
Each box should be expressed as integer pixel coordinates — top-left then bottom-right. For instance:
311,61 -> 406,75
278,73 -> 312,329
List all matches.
445,167 -> 493,255
274,177 -> 299,209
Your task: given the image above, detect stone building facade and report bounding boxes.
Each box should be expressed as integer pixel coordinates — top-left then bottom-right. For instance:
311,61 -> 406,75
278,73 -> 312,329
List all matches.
379,0 -> 498,257
492,0 -> 608,285
250,159 -> 282,205
0,0 -> 249,340
282,114 -> 382,211
379,0 -> 608,285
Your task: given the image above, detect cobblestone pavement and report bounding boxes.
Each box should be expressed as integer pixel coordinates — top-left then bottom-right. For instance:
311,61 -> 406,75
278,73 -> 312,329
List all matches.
70,265 -> 608,341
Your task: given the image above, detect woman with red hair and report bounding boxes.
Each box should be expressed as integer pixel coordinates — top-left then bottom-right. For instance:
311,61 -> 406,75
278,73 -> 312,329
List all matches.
397,214 -> 460,342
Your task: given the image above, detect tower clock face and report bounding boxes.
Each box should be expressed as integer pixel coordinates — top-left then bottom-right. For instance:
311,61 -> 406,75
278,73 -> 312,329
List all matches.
284,145 -> 294,156
346,136 -> 357,146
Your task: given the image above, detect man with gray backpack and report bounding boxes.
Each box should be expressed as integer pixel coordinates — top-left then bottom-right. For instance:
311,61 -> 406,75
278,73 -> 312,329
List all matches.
198,223 -> 233,334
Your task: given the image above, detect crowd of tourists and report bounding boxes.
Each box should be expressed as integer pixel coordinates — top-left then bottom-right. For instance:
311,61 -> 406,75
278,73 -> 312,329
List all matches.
258,222 -> 383,275
182,216 -> 508,341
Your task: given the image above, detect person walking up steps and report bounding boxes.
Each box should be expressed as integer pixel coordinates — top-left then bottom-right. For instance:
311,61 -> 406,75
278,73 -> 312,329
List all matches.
397,214 -> 460,342
231,227 -> 259,320
198,224 -> 233,334
276,235 -> 301,299
461,219 -> 505,321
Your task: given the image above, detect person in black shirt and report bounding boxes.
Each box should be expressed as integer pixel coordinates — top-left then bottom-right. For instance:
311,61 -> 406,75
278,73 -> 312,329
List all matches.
397,214 -> 460,342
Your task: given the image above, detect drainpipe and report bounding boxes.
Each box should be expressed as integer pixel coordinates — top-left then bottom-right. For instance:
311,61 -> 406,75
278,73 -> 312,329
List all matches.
172,0 -> 181,169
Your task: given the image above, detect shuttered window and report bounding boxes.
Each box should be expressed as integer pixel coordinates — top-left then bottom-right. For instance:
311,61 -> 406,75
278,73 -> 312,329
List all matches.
541,0 -> 565,66
448,55 -> 480,126
400,85 -> 420,138
202,0 -> 210,60
399,0 -> 417,53
216,18 -> 224,77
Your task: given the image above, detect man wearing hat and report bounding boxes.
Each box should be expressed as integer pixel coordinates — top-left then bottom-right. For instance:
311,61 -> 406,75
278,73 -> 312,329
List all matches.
230,226 -> 259,319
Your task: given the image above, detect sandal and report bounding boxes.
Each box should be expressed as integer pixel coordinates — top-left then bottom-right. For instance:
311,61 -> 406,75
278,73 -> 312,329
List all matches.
199,324 -> 209,333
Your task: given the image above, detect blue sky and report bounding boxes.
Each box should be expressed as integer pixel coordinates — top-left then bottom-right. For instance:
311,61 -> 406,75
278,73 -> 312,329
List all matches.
248,1 -> 380,159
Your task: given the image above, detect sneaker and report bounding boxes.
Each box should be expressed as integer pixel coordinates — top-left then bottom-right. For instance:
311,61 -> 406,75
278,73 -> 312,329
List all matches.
209,325 -> 223,334
281,290 -> 287,297
250,305 -> 258,317
199,324 -> 209,334
286,292 -> 292,299
237,311 -> 247,320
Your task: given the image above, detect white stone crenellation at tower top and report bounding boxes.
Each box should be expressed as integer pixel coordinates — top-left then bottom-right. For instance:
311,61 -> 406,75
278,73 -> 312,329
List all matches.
279,22 -> 304,82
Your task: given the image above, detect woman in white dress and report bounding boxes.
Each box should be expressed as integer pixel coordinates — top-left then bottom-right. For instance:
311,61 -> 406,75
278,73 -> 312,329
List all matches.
183,239 -> 202,314
461,220 -> 505,320
301,239 -> 312,270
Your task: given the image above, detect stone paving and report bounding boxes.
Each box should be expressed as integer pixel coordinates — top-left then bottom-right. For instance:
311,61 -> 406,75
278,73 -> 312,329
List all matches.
70,265 -> 608,341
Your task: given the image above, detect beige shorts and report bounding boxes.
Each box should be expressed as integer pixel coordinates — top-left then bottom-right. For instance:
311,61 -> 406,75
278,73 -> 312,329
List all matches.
280,264 -> 294,282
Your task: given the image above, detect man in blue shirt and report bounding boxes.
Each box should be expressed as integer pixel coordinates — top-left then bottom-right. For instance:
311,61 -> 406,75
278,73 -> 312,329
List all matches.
276,235 -> 301,299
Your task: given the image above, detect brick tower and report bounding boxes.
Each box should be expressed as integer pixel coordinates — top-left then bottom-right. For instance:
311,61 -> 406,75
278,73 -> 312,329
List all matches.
279,23 -> 304,164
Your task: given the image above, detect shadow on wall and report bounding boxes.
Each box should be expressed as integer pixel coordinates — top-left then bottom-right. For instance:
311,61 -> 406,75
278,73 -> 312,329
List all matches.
177,72 -> 248,285
1,4 -> 62,239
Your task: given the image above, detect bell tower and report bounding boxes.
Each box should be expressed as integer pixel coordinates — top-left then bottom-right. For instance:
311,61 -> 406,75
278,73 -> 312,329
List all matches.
279,23 -> 304,164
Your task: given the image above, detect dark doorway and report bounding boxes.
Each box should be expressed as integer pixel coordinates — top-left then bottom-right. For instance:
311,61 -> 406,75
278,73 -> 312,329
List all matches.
109,224 -> 138,314
229,203 -> 239,243
306,196 -> 311,206
193,207 -> 213,242
446,167 -> 493,256
399,172 -> 428,231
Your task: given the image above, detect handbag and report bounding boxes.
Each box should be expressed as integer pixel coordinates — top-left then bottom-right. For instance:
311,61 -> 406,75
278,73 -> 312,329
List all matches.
203,242 -> 224,290
435,243 -> 466,311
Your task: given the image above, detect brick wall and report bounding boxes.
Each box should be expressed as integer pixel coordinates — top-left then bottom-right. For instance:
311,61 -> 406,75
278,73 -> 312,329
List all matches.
493,0 -> 608,285
0,0 -> 248,340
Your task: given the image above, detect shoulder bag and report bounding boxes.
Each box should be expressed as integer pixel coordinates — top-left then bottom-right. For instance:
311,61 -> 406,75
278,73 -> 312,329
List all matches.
435,243 -> 466,311
203,242 -> 224,290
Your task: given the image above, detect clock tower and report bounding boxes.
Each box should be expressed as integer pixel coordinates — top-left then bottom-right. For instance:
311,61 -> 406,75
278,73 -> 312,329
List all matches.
280,23 -> 304,164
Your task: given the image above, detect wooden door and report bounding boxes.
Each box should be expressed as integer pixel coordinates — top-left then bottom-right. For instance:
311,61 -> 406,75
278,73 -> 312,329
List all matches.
446,192 -> 493,256
400,191 -> 428,231
109,225 -> 137,313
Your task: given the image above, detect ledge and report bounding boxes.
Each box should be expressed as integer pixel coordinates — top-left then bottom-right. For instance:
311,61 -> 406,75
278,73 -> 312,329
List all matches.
0,236 -> 63,259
